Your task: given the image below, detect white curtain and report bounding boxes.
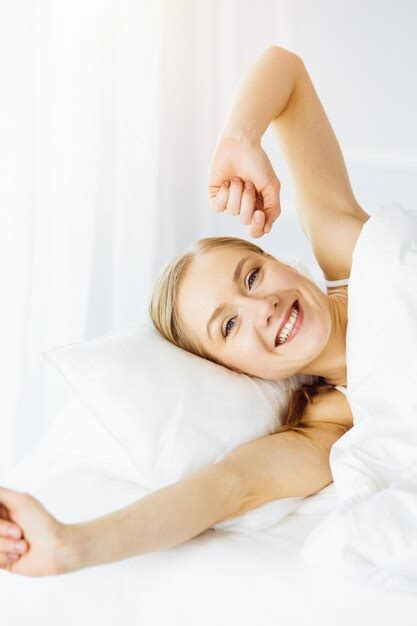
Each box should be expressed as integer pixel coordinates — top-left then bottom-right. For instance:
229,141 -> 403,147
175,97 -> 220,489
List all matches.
3,0 -> 415,474
1,0 -> 289,473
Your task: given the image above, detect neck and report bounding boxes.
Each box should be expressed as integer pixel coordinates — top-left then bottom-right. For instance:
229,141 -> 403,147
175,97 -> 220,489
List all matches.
300,293 -> 348,386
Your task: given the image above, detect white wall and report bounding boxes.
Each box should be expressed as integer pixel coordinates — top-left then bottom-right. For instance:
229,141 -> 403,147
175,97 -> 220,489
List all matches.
259,1 -> 417,282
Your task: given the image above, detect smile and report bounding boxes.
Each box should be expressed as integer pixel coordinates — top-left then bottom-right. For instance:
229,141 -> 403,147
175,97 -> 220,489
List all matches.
275,300 -> 303,346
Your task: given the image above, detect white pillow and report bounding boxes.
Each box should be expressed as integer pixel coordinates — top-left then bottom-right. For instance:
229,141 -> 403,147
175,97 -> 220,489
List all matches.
0,396 -> 149,522
42,324 -> 318,531
41,259 -> 320,531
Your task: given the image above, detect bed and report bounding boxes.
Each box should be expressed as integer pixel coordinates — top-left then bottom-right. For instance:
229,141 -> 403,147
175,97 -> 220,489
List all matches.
2,201 -> 417,621
1,395 -> 416,626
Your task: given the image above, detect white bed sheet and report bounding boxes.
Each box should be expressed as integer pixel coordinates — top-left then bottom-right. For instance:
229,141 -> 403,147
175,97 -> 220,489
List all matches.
1,397 -> 416,625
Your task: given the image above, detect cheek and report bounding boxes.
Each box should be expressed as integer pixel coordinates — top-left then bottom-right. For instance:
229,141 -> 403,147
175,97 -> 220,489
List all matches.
237,333 -> 267,357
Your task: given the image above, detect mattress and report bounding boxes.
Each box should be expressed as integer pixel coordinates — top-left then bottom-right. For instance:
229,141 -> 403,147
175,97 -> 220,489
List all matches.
0,397 -> 416,625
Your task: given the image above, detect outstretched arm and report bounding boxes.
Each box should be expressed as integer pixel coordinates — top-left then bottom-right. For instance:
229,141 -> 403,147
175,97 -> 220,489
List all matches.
0,421 -> 347,577
68,423 -> 344,574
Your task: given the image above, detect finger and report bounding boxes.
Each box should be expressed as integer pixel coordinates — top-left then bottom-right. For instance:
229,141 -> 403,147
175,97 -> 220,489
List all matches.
225,177 -> 243,215
6,553 -> 20,563
249,210 -> 266,239
0,486 -> 25,519
211,181 -> 230,213
0,536 -> 28,554
261,179 -> 281,233
239,182 -> 256,225
0,519 -> 22,539
0,552 -> 19,569
0,503 -> 11,521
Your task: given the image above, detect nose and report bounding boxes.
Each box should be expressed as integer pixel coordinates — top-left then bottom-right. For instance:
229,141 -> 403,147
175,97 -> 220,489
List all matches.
239,293 -> 279,328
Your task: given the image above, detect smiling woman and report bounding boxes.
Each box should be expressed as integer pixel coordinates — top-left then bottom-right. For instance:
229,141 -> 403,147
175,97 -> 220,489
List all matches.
1,43 -> 365,579
148,234 -> 341,438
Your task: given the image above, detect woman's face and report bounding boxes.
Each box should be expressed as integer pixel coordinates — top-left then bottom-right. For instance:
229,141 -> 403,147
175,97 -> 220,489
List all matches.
177,246 -> 334,380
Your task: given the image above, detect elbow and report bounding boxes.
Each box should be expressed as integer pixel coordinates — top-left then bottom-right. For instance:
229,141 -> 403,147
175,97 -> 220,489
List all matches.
267,45 -> 303,66
210,459 -> 252,523
266,46 -> 305,95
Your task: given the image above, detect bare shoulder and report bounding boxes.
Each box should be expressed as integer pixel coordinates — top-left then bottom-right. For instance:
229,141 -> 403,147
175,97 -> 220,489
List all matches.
302,387 -> 353,430
219,423 -> 341,520
307,207 -> 370,282
219,415 -> 350,521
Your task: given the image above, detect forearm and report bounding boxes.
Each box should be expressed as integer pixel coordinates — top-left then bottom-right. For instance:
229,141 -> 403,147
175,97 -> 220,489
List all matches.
222,45 -> 302,142
61,463 -> 242,573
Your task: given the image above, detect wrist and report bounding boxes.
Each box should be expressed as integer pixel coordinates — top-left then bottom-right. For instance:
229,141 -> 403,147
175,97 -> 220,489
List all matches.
220,123 -> 263,145
57,522 -> 89,574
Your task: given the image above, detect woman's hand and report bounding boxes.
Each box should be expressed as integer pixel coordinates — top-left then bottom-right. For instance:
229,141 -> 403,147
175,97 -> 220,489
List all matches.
0,486 -> 72,577
208,134 -> 281,238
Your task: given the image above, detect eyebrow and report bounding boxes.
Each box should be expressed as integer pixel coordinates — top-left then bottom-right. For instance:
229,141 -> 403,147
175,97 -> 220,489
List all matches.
206,255 -> 251,341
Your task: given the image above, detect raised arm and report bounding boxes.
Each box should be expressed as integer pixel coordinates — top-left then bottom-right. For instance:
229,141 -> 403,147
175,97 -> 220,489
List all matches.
210,45 -> 369,279
268,49 -> 370,277
222,45 -> 368,222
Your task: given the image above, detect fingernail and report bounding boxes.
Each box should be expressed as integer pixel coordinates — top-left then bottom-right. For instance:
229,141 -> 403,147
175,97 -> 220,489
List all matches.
7,553 -> 19,561
223,181 -> 230,188
7,527 -> 20,539
14,540 -> 25,553
265,225 -> 271,233
244,181 -> 253,190
255,212 -> 262,222
232,177 -> 241,184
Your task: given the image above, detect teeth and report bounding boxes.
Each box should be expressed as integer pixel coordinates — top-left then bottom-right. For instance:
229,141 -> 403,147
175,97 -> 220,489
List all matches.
277,306 -> 298,345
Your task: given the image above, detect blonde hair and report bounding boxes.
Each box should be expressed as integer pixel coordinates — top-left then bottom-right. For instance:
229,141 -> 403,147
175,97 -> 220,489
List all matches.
149,236 -> 337,441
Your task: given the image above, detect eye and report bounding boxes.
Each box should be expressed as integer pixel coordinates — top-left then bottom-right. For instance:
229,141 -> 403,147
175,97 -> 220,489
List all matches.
223,267 -> 261,339
247,267 -> 259,290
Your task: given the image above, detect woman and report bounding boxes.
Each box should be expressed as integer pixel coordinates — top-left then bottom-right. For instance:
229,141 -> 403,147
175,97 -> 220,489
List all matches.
0,45 -> 369,577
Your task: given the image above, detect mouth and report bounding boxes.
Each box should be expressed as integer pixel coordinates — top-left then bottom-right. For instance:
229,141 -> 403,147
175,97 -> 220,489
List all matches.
275,299 -> 302,347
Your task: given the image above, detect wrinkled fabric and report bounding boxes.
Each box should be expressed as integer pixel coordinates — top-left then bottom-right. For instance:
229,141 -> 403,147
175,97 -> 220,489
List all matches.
301,202 -> 417,592
3,398 -> 417,623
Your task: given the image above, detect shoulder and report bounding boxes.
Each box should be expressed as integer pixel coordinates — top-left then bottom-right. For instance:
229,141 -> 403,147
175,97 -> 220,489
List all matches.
307,207 -> 370,282
301,387 -> 353,430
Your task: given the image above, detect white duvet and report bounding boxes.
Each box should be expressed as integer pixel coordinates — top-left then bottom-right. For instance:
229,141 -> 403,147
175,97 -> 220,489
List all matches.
301,202 -> 417,592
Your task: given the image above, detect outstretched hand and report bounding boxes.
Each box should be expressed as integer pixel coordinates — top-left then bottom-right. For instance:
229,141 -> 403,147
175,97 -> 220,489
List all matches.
0,486 -> 69,577
208,135 -> 281,238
